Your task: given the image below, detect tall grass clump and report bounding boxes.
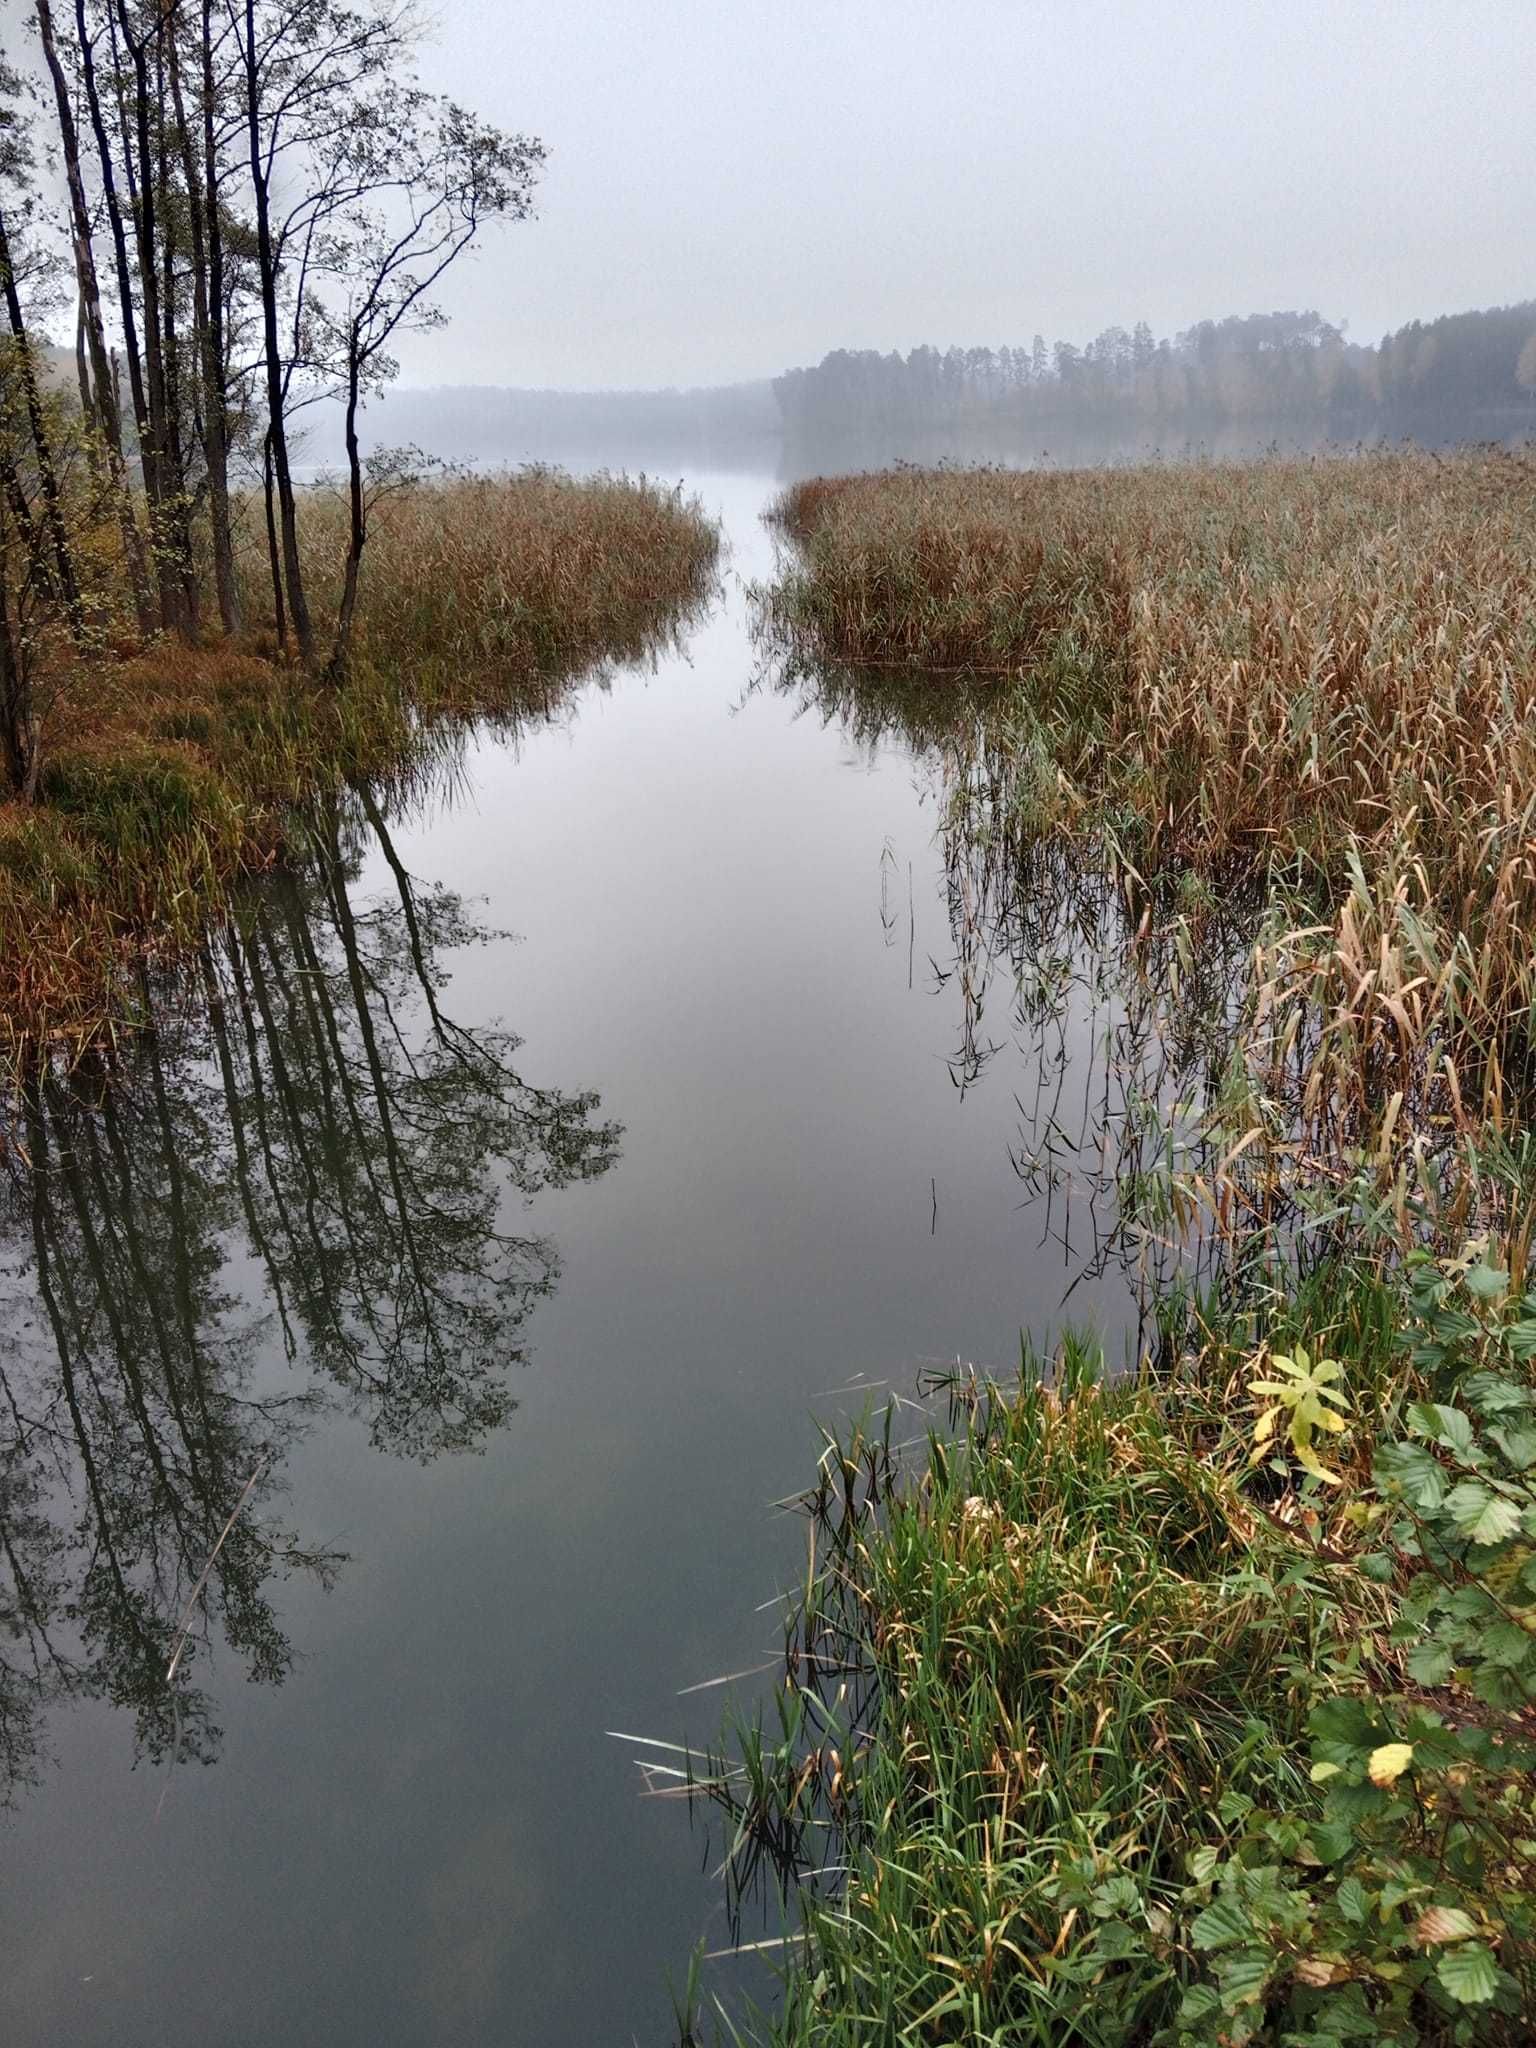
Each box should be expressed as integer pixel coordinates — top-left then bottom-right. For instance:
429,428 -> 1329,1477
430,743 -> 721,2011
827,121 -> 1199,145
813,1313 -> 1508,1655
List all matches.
675,1347 -> 1383,2046
294,467 -> 720,712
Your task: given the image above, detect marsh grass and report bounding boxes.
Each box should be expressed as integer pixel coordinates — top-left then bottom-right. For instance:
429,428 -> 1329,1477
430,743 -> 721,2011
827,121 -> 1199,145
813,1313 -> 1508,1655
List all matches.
677,1346 -> 1386,2046
766,451 -> 1536,1177
0,470 -> 717,1049
294,467 -> 721,711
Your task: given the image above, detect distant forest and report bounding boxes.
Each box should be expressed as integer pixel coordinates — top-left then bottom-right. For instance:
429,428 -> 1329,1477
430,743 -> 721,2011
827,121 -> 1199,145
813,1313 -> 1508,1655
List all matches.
773,301 -> 1536,463
375,299 -> 1536,472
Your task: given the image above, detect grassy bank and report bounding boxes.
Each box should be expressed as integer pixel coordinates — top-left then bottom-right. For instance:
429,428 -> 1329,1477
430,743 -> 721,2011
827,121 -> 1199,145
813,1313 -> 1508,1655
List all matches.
0,470 -> 717,1049
668,455 -> 1536,2042
683,1244 -> 1536,2044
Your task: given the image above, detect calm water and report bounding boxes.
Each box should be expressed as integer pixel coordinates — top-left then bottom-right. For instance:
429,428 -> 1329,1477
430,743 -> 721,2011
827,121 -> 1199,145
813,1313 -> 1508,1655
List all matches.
0,475 -> 1191,2046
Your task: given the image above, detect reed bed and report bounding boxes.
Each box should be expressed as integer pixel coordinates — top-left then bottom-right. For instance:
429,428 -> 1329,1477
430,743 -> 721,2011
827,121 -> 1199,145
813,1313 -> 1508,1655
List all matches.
0,471 -> 717,1049
769,453 -> 1536,880
766,452 -> 1536,1150
293,467 -> 720,710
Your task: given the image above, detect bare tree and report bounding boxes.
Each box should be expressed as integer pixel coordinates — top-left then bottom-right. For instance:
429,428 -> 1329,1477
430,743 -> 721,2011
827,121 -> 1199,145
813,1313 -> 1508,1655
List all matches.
0,57 -> 84,651
326,99 -> 542,673
231,0 -> 408,661
34,0 -> 156,634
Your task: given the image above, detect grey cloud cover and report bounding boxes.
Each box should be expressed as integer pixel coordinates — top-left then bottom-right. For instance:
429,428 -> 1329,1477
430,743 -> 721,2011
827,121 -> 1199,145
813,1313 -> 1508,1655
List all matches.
403,0 -> 1533,389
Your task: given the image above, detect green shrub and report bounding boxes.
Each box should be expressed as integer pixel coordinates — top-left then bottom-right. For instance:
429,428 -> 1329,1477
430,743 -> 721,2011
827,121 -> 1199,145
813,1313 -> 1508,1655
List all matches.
1177,1255 -> 1536,2044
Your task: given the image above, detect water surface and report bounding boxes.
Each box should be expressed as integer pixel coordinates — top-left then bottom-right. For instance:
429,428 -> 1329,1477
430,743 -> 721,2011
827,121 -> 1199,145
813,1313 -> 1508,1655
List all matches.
0,474 -> 1192,2045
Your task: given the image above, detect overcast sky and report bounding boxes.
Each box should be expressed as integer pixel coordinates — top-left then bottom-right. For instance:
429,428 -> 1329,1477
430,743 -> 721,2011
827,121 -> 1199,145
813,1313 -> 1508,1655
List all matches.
399,0 -> 1528,391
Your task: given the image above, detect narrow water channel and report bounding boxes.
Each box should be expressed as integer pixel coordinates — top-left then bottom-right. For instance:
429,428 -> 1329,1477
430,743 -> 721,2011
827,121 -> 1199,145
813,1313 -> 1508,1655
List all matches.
0,474 -> 1187,2045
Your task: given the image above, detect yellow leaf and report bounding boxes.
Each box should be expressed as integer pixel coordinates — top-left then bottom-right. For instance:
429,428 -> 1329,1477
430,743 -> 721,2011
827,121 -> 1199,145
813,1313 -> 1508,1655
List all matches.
1296,1445 -> 1342,1485
1368,1741 -> 1414,1786
1414,1906 -> 1478,1946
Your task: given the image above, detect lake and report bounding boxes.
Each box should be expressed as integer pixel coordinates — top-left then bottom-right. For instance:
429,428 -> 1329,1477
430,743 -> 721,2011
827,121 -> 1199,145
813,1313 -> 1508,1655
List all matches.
0,472 -> 1198,2045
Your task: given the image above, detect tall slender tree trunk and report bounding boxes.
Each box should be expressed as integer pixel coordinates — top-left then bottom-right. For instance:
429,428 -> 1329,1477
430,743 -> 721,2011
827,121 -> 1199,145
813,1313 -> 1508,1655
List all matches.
170,14 -> 238,635
203,0 -> 242,633
0,535 -> 40,800
245,0 -> 313,662
73,294 -> 98,471
36,0 -> 155,636
262,428 -> 286,653
77,0 -> 163,618
113,0 -> 189,635
329,345 -> 366,677
0,206 -> 84,639
152,23 -> 199,633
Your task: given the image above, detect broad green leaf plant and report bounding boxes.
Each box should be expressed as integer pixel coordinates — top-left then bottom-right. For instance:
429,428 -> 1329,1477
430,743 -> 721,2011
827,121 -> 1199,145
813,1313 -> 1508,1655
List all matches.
1178,1251 -> 1536,2043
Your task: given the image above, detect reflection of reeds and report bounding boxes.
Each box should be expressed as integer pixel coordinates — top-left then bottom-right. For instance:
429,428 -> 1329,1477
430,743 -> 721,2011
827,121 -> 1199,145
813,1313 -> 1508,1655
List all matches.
765,452 -> 1536,1203
0,471 -> 718,1052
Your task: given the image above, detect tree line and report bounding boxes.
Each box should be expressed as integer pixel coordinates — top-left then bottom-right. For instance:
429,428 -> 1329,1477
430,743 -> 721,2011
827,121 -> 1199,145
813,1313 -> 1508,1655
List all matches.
0,2 -> 542,795
773,302 -> 1536,460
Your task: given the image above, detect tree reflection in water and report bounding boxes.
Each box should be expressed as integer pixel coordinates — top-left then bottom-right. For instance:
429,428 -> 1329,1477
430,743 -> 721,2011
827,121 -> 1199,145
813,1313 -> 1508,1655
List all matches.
0,787 -> 620,1802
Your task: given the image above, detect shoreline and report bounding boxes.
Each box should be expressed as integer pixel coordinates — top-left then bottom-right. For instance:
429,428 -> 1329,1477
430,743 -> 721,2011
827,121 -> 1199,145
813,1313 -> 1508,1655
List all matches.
0,471 -> 718,1054
675,452 -> 1536,2044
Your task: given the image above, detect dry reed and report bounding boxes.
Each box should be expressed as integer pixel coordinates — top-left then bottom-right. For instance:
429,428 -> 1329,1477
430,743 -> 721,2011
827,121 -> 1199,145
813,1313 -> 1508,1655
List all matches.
768,452 -> 1536,1149
0,470 -> 718,1050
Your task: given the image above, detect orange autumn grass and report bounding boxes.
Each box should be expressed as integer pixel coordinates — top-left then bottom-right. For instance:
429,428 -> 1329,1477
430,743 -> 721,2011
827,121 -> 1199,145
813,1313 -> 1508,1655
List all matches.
0,471 -> 717,1052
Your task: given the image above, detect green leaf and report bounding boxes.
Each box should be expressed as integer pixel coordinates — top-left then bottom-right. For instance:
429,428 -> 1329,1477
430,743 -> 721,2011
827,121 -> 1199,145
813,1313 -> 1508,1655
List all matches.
1309,1697 -> 1379,1750
1483,1620 -> 1536,1668
1191,1894 -> 1251,1950
1464,1261 -> 1508,1302
1410,1403 -> 1477,1459
1490,1425 -> 1536,1470
1443,1481 -> 1521,1546
1090,1874 -> 1141,1917
1374,1439 -> 1450,1510
1214,1946 -> 1273,2009
1309,1820 -> 1357,1862
1092,1917 -> 1141,1960
1406,1638 -> 1456,1686
1176,1984 -> 1222,2024
1335,1876 -> 1369,1925
1326,1780 -> 1387,1824
1465,1371 -> 1534,1413
1435,1943 -> 1501,2004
